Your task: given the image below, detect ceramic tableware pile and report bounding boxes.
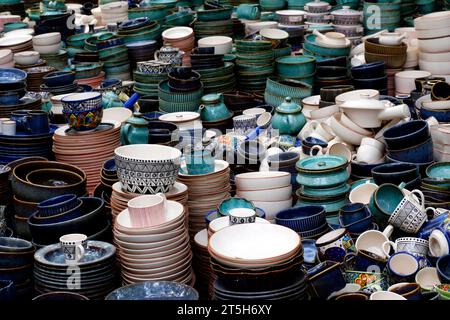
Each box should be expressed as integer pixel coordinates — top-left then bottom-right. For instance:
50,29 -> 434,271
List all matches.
113,196 -> 194,286
364,37 -> 407,70
276,55 -> 316,86
178,159 -> 231,238
422,163 -> 450,209
32,32 -> 61,56
40,71 -> 79,95
126,40 -> 159,71
23,66 -> 56,92
0,35 -> 33,54
0,237 -> 35,300
235,171 -> 293,221
0,165 -> 10,205
133,60 -> 170,97
162,27 -> 194,66
351,61 -> 388,94
209,223 -> 308,300
41,49 -> 68,71
93,158 -> 119,209
296,155 -> 350,225
303,31 -> 352,63
265,77 -> 313,107
96,31 -> 130,81
194,4 -> 233,40
105,281 -> 199,300
117,17 -> 161,45
363,0 -> 401,34
158,78 -> 204,113
53,120 -> 121,194
193,61 -> 236,94
192,229 -> 215,298
0,68 -> 27,108
331,6 -> 364,46
28,196 -> 111,247
11,160 -> 87,240
304,0 -> 331,25
34,240 -> 118,299
66,62 -> 104,88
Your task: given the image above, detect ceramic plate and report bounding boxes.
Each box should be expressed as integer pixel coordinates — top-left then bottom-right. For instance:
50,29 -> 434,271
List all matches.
54,120 -> 120,137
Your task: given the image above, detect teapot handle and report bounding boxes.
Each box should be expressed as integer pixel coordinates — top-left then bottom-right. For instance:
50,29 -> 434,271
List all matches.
310,145 -> 323,156
313,29 -> 327,41
120,123 -> 132,145
154,50 -> 160,60
410,189 -> 425,207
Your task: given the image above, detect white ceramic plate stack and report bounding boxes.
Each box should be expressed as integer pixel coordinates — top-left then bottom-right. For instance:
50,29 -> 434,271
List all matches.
52,120 -> 121,194
177,160 -> 231,238
114,200 -> 195,286
0,49 -> 13,68
235,171 -> 293,222
0,35 -> 33,53
100,1 -> 129,25
414,11 -> 450,79
192,228 -> 215,298
32,32 -> 61,55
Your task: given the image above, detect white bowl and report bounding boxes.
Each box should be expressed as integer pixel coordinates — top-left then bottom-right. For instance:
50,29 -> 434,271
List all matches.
102,107 -> 132,123
419,51 -> 450,62
395,70 -> 431,94
3,28 -> 34,38
414,11 -> 450,30
418,36 -> 450,53
32,32 -> 61,46
415,267 -> 441,291
162,27 -> 193,41
349,181 -> 378,204
100,1 -> 128,14
260,28 -> 289,40
419,59 -> 450,75
335,89 -> 379,105
422,99 -> 450,110
252,198 -> 293,220
14,51 -> 40,65
236,185 -> 292,201
330,113 -> 368,146
0,49 -> 12,64
33,43 -> 61,55
235,171 -> 291,191
370,291 -> 407,300
198,36 -> 232,54
246,21 -> 278,33
415,25 -> 450,39
340,112 -> 372,136
310,104 -> 339,120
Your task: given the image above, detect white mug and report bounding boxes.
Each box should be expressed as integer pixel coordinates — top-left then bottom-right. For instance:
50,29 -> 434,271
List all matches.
0,117 -> 9,134
349,181 -> 378,204
356,144 -> 383,164
355,225 -> 394,258
60,233 -> 87,265
2,120 -> 16,136
429,229 -> 449,257
328,143 -> 352,162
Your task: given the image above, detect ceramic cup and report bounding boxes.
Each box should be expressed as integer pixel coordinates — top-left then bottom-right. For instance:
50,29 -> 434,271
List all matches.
387,252 -> 420,284
229,208 -> 256,225
388,282 -> 421,300
388,189 -> 429,234
415,267 -> 441,291
370,291 -> 407,300
59,233 -> 87,265
349,181 -> 378,205
233,114 -> 257,135
383,237 -> 429,269
2,120 -> 16,136
0,117 -> 8,134
355,225 -> 394,259
356,145 -> 383,164
309,121 -> 334,142
307,260 -> 347,299
16,110 -> 49,134
127,193 -> 167,228
185,150 -> 215,175
328,143 -> 352,162
429,228 -> 450,257
315,228 -> 355,263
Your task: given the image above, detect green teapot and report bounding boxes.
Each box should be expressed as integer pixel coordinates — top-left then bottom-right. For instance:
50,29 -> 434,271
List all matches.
120,112 -> 149,145
198,93 -> 232,122
271,97 -> 306,136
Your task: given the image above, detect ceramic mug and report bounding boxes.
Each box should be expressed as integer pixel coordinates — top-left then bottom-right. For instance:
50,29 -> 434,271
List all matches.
344,249 -> 387,273
315,228 -> 355,263
229,208 -> 256,225
355,225 -> 394,258
349,181 -> 378,205
388,282 -> 421,300
184,150 -> 215,175
309,121 -> 334,142
2,120 -> 15,136
16,110 -> 49,134
127,193 -> 167,228
429,228 -> 450,257
60,233 -> 87,265
356,144 -> 383,164
382,237 -> 429,269
387,252 -> 420,284
388,189 -> 429,234
0,117 -> 8,134
307,260 -> 347,299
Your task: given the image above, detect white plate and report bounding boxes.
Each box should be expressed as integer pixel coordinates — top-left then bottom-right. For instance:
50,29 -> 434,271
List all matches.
0,35 -> 32,47
119,233 -> 187,254
120,240 -> 190,261
208,223 -> 300,266
114,231 -> 188,250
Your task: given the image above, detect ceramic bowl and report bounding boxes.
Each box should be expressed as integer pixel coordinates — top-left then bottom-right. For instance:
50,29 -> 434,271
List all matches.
105,281 -> 198,300
275,206 -> 326,232
383,120 -> 429,150
36,194 -> 78,217
235,171 -> 291,191
0,237 -> 33,252
13,51 -> 39,65
32,32 -> 61,46
237,185 -> 292,202
217,197 -> 255,216
437,254 -> 450,283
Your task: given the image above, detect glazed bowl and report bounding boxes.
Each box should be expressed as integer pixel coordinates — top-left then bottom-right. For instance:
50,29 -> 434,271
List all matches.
42,71 -> 75,88
13,51 -> 39,66
105,281 -> 199,300
436,254 -> 450,283
0,237 -> 33,252
235,171 -> 291,191
198,36 -> 233,55
371,163 -> 419,186
383,120 -> 429,150
218,197 -> 255,216
275,205 -> 326,232
351,61 -> 385,79
36,194 -> 78,217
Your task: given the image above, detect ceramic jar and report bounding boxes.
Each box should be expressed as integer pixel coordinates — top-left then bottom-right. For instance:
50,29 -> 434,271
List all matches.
272,97 -> 306,136
198,93 -> 232,122
154,45 -> 184,66
295,155 -> 350,188
120,112 -> 149,145
331,6 -> 362,25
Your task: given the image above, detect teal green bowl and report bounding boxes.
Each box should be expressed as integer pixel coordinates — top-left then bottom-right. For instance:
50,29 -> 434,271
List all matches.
303,35 -> 351,57
98,46 -> 127,59
274,45 -> 292,59
296,168 -> 350,189
133,71 -> 168,84
236,50 -> 274,61
197,6 -> 233,22
120,26 -> 162,44
104,63 -> 130,74
66,47 -> 86,58
372,183 -> 403,215
276,55 -> 315,78
266,77 -> 312,99
0,0 -> 21,4
103,56 -> 129,68
3,22 -> 28,33
128,5 -> 169,20
159,98 -> 199,112
67,33 -> 94,48
66,62 -> 103,79
301,183 -> 350,198
218,197 -> 255,216
144,0 -> 178,7
296,196 -> 349,213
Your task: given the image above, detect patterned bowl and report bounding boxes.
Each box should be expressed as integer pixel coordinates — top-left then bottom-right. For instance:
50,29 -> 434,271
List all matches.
61,92 -> 103,131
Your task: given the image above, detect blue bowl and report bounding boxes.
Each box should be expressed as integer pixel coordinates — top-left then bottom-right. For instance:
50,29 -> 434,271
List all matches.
351,160 -> 385,178
371,162 -> 419,186
339,203 -> 367,223
103,158 -> 116,175
353,74 -> 388,90
0,237 -> 33,252
37,194 -> 78,217
33,199 -> 83,224
351,61 -> 385,79
339,206 -> 372,234
218,197 -> 255,216
0,88 -> 26,105
42,71 -> 75,87
387,137 -> 433,163
383,120 -> 430,150
275,205 -> 326,232
0,246 -> 34,268
105,281 -> 199,300
0,68 -> 27,85
420,108 -> 450,123
437,254 -> 450,283
205,207 -> 266,223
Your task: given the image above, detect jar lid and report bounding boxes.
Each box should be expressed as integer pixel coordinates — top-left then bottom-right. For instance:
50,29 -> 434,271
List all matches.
201,93 -> 221,104
306,0 -> 330,7
331,6 -> 361,16
296,155 -> 348,172
159,111 -> 200,123
276,97 -> 302,113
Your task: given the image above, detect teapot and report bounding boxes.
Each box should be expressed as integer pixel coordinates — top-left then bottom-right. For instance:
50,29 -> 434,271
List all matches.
154,45 -> 184,66
120,112 -> 149,145
378,32 -> 406,46
198,93 -> 232,122
272,97 -> 306,136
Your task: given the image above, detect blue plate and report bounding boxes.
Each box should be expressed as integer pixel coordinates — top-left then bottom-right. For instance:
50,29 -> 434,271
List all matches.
0,125 -> 57,140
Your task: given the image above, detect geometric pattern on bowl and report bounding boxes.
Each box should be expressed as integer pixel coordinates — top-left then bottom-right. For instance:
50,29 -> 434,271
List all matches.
63,107 -> 103,131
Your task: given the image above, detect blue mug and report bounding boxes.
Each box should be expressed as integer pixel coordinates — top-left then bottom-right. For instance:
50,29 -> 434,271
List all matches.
387,252 -> 420,284
307,260 -> 346,299
10,110 -> 49,134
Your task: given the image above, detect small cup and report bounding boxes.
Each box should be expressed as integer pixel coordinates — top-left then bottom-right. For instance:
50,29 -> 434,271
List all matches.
229,208 -> 256,225
2,120 -> 16,136
185,150 -> 215,175
60,233 -> 87,265
0,117 -> 9,134
387,252 -> 420,283
127,193 -> 167,228
356,144 -> 383,164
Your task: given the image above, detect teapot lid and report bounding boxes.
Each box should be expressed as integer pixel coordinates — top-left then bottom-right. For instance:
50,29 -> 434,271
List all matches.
306,0 -> 329,7
201,93 -> 222,104
276,97 -> 302,113
331,6 -> 361,16
127,112 -> 149,125
296,155 -> 348,173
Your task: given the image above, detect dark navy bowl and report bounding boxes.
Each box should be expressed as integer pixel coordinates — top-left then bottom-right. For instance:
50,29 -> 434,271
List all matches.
0,88 -> 26,105
37,194 -> 78,217
387,137 -> 433,163
437,254 -> 450,283
43,71 -> 76,87
339,203 -> 367,224
351,160 -> 385,178
275,206 -> 326,232
33,199 -> 83,224
353,74 -> 388,90
307,260 -> 346,299
383,120 -> 430,150
148,121 -> 178,144
351,61 -> 386,79
339,207 -> 372,234
371,162 -> 419,186
420,108 -> 450,123
385,155 -> 433,176
102,158 -> 116,175
0,237 -> 33,252
0,247 -> 34,268
101,78 -> 121,89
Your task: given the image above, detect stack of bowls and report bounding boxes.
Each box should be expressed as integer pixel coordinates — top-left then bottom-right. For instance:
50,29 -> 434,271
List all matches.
319,84 -> 353,107
94,158 -> 119,206
415,12 -> 450,78
105,281 -> 199,300
133,60 -> 170,97
0,237 -> 34,299
0,68 -> 27,106
127,4 -> 168,22
34,240 -> 118,299
303,34 -> 351,63
209,223 -> 308,300
194,5 -> 233,40
40,71 -> 78,95
177,159 -> 231,238
53,120 -> 121,194
158,79 -> 203,113
0,49 -> 14,68
265,77 -> 313,107
371,163 -> 420,189
96,33 -> 130,81
193,61 -> 236,94
193,229 -> 214,298
275,205 -> 329,240
276,55 -> 316,85
24,66 -> 56,92
235,171 -> 293,221
276,10 -> 307,51
364,38 -> 407,70
235,40 -> 275,93
422,163 -> 450,209
190,48 -> 225,71
383,120 -> 433,174
351,61 -> 387,94
0,35 -> 33,54
13,51 -> 43,69
395,70 -> 432,96
100,1 -> 129,24
32,32 -> 61,56
0,165 -> 10,205
162,27 -> 195,66
40,50 -> 68,71
331,6 -> 364,45
28,197 -> 111,247
305,0 -> 331,25
114,198 -> 194,286
117,19 -> 161,45
296,155 -> 350,224
126,40 -> 159,71
363,0 -> 401,34
11,160 -> 87,240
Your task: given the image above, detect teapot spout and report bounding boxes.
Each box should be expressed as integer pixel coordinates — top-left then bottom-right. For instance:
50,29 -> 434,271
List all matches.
377,104 -> 411,121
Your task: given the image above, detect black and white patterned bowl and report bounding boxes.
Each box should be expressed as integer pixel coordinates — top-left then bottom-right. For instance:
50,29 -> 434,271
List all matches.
114,144 -> 182,194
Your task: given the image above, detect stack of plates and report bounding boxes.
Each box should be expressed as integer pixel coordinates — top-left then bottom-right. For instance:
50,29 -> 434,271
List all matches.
0,92 -> 42,118
52,120 -> 121,194
0,35 -> 32,53
126,40 -> 159,70
177,160 -> 231,239
77,72 -> 106,89
158,80 -> 203,113
209,223 -> 307,300
34,241 -> 119,299
193,62 -> 236,94
24,66 -> 57,92
192,229 -> 215,298
114,200 -> 194,286
194,19 -> 234,40
133,69 -> 168,97
110,181 -> 189,226
0,125 -> 56,164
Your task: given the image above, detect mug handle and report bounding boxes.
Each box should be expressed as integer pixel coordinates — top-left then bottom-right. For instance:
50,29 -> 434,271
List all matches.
76,244 -> 85,261
382,224 -> 394,238
410,189 -> 425,207
309,120 -> 319,130
309,145 -> 323,156
382,240 -> 395,258
156,192 -> 167,212
154,50 -> 160,60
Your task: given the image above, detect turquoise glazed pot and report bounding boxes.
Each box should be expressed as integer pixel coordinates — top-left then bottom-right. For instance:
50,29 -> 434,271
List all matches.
199,93 -> 232,122
301,183 -> 350,198
304,35 -> 352,57
296,155 -> 349,188
276,55 -> 315,78
120,112 -> 149,145
185,151 -> 215,175
271,97 -> 306,136
297,168 -> 350,188
218,197 -> 255,216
